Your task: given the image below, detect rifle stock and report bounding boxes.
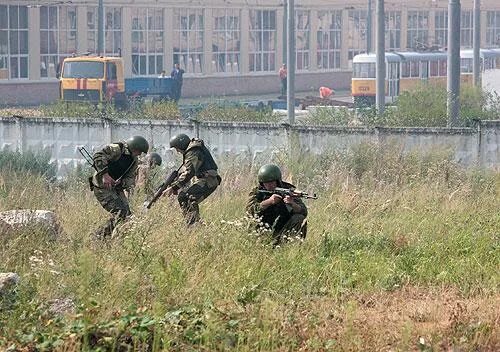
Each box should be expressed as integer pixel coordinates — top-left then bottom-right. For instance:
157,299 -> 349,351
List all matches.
258,187 -> 317,199
145,170 -> 179,209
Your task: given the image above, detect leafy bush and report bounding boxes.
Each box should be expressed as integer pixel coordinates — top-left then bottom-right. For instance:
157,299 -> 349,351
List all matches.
382,84 -> 500,127
196,103 -> 279,123
0,150 -> 56,179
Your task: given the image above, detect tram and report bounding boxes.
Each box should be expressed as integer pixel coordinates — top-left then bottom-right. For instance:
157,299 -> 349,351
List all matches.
351,49 -> 500,106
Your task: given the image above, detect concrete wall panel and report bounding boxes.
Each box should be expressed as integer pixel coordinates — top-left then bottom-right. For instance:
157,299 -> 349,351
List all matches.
0,117 -> 498,177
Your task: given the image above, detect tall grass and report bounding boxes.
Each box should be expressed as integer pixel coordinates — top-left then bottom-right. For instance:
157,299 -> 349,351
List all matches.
38,101 -> 181,120
0,145 -> 499,351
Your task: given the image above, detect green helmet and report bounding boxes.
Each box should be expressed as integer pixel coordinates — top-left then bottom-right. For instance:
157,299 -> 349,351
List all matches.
127,135 -> 149,154
169,133 -> 191,151
258,164 -> 282,183
149,152 -> 162,166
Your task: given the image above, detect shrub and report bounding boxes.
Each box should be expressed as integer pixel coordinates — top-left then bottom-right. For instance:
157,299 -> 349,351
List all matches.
39,101 -> 180,120
196,103 -> 279,123
0,150 -> 56,179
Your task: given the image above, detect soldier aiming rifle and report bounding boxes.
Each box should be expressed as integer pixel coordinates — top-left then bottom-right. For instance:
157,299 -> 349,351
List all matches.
246,164 -> 314,245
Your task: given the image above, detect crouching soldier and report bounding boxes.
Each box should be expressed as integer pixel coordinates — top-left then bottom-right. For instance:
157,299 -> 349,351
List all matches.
246,164 -> 308,245
136,152 -> 162,197
92,135 -> 149,238
162,133 -> 221,225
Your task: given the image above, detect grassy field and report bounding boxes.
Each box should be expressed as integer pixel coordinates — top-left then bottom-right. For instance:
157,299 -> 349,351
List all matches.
0,146 -> 499,351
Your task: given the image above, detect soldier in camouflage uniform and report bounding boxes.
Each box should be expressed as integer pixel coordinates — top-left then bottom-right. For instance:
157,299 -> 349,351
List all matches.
92,135 -> 149,238
162,133 -> 221,225
136,152 -> 162,197
246,164 -> 308,245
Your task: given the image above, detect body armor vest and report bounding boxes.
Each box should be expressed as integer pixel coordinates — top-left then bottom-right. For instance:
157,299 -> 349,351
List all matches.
107,143 -> 134,180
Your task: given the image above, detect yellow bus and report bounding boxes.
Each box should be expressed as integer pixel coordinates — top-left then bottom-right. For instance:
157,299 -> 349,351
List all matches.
351,49 -> 500,106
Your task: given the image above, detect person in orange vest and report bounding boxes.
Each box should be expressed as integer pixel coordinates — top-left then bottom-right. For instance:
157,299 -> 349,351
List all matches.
319,86 -> 334,99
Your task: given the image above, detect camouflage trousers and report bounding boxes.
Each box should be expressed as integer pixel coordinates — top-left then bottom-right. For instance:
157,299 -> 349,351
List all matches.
274,214 -> 308,245
93,187 -> 131,238
177,175 -> 220,226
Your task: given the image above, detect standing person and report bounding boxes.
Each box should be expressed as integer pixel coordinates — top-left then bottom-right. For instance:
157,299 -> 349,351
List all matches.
91,136 -> 149,238
170,63 -> 185,102
136,152 -> 162,197
162,133 -> 221,225
158,70 -> 167,78
279,63 -> 287,97
246,164 -> 308,245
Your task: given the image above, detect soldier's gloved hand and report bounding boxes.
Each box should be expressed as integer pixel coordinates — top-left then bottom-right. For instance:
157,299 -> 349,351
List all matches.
102,173 -> 116,189
283,196 -> 295,204
269,194 -> 283,205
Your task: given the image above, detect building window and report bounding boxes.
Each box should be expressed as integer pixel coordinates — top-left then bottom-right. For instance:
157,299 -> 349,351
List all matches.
407,10 -> 429,50
316,10 -> 341,70
486,11 -> 500,47
461,11 -> 473,48
434,10 -> 473,49
0,5 -> 28,79
295,10 -> 310,71
40,6 -> 77,78
385,11 -> 401,51
131,8 -> 164,76
174,8 -> 204,74
435,10 -> 447,48
347,9 -> 367,66
249,10 -> 276,72
87,7 -> 122,56
212,9 -> 240,74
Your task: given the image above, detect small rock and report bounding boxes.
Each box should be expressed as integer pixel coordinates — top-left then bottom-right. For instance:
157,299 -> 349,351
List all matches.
0,210 -> 61,237
47,298 -> 76,315
0,272 -> 20,295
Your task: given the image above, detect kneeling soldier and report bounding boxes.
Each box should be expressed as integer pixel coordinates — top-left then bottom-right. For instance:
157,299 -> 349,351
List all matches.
136,152 -> 162,197
162,133 -> 221,225
246,164 -> 308,245
92,135 -> 149,238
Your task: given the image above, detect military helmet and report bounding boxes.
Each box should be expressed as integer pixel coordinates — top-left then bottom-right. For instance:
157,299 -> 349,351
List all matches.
149,152 -> 162,166
169,133 -> 190,151
258,164 -> 282,183
127,135 -> 149,154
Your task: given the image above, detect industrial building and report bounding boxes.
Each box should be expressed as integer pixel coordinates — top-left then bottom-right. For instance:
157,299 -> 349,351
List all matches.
1,0 -> 499,104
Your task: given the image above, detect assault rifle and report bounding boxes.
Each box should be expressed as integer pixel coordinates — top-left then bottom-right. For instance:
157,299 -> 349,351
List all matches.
258,187 -> 318,199
144,166 -> 181,209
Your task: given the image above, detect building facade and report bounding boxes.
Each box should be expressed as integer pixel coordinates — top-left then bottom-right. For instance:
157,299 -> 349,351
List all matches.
1,0 -> 500,105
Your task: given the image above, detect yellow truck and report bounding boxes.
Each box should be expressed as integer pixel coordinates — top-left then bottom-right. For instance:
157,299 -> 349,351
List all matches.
60,56 -> 175,107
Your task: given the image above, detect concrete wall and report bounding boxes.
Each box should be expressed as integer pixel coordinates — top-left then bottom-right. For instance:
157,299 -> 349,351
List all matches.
0,117 -> 498,177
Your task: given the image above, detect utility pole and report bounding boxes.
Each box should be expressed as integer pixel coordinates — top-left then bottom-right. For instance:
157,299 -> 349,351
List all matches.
287,0 -> 295,124
283,0 -> 287,65
367,0 -> 372,53
97,0 -> 104,56
447,0 -> 461,126
473,0 -> 481,87
376,0 -> 385,114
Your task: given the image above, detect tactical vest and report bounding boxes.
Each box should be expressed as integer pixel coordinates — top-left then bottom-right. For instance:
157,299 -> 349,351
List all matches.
185,143 -> 218,176
107,143 -> 134,180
